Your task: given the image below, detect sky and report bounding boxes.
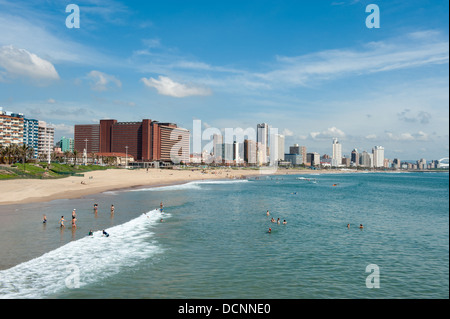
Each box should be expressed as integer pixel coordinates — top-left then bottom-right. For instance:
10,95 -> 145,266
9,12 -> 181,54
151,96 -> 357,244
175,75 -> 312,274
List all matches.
0,0 -> 448,160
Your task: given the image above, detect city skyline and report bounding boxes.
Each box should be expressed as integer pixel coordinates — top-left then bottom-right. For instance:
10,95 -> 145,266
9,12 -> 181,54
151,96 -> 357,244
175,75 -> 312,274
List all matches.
0,1 -> 448,160
0,105 -> 448,165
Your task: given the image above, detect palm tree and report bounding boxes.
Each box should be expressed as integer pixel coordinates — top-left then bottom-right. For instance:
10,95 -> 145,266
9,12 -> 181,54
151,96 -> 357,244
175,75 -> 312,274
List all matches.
73,149 -> 78,165
0,145 -> 4,164
19,144 -> 31,171
4,145 -> 12,164
64,150 -> 72,164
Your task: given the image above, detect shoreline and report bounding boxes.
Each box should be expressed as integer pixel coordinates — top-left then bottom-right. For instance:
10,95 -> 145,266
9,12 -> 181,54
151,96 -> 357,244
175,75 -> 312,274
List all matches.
0,167 -> 428,207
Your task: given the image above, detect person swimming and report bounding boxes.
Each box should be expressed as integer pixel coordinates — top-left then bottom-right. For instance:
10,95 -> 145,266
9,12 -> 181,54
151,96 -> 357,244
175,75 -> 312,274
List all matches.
268,228 -> 272,233
359,224 -> 364,229
283,220 -> 287,224
88,229 -> 94,236
266,210 -> 270,216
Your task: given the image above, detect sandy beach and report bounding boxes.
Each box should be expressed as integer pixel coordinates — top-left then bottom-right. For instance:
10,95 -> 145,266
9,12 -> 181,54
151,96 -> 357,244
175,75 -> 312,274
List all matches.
0,167 -> 361,206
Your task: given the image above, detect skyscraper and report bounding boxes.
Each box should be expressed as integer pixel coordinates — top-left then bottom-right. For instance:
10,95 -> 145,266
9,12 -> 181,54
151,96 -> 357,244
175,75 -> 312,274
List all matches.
272,134 -> 285,162
212,133 -> 223,162
372,146 -> 385,168
351,149 -> 359,166
38,121 -> 54,160
257,123 -> 269,164
0,110 -> 24,147
244,139 -> 257,164
332,138 -> 342,167
24,118 -> 39,158
360,151 -> 372,167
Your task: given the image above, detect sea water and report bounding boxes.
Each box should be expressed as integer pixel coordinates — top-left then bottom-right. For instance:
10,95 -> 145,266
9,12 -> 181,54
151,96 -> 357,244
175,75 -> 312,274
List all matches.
0,172 -> 448,299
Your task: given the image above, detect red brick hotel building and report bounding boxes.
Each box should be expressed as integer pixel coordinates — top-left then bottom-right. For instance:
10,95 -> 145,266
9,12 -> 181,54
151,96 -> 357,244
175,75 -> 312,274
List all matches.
74,119 -> 190,163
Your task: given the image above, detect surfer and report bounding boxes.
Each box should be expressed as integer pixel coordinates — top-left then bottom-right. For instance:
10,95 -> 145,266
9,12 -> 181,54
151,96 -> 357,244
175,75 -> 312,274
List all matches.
102,230 -> 109,237
88,229 -> 94,236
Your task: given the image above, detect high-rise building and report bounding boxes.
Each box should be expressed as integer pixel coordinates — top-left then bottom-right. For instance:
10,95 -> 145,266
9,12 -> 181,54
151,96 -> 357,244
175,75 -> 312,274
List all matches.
274,134 -> 285,162
257,123 -> 269,164
285,154 -> 303,165
360,151 -> 372,167
244,139 -> 257,164
75,119 -> 190,163
24,118 -> 39,158
74,124 -> 100,154
307,152 -> 320,166
372,146 -> 385,168
159,123 -> 190,164
212,133 -> 223,162
417,158 -> 427,170
332,138 -> 342,167
38,121 -> 54,160
60,136 -> 74,153
0,110 -> 24,147
393,158 -> 401,169
290,144 -> 300,155
351,149 -> 359,166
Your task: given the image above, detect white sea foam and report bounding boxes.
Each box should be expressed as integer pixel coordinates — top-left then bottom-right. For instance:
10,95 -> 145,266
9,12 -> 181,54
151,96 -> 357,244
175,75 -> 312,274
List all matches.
0,209 -> 165,299
131,179 -> 250,192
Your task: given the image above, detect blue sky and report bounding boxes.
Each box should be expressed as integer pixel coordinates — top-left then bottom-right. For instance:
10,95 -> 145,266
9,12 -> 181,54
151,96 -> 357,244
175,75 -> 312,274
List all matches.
0,0 -> 448,160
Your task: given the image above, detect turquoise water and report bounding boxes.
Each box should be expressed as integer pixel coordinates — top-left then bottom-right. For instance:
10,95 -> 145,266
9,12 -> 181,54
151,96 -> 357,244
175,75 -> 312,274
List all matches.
0,172 -> 448,299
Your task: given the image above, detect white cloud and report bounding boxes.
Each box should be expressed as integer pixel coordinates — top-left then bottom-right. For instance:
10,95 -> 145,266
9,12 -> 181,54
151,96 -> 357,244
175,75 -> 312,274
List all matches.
87,70 -> 122,91
141,75 -> 212,98
255,31 -> 448,88
282,128 -> 294,137
310,126 -> 346,139
386,132 -> 415,141
0,45 -> 59,81
365,134 -> 377,140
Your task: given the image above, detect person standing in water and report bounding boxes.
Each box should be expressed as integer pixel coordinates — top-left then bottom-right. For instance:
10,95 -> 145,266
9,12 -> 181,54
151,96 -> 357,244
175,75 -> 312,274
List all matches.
160,201 -> 164,212
43,215 -> 47,224
59,216 -> 66,228
110,205 -> 115,215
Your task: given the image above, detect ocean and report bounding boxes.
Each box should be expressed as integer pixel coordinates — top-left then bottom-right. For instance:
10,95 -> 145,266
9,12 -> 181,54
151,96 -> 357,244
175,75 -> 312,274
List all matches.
0,172 -> 448,299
